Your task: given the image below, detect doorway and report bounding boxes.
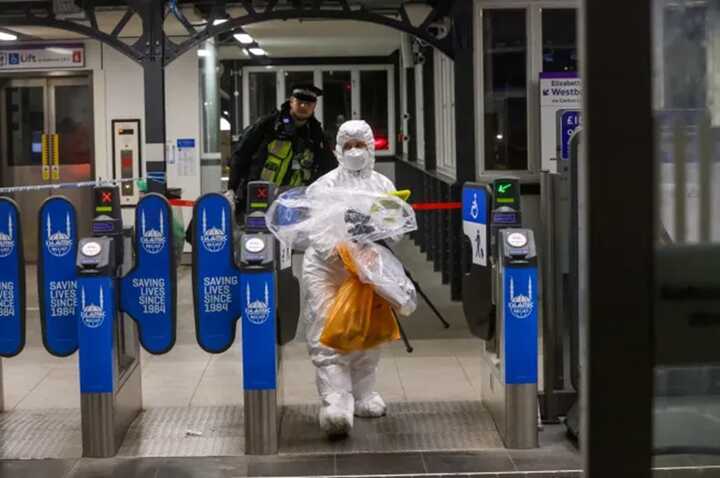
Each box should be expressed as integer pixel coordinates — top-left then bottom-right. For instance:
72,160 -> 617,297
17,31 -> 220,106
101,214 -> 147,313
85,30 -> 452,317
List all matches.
0,75 -> 94,261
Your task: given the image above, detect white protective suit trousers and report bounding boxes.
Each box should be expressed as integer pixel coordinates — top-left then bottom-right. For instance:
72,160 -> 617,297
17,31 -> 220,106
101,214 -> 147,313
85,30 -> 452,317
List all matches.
303,246 -> 387,436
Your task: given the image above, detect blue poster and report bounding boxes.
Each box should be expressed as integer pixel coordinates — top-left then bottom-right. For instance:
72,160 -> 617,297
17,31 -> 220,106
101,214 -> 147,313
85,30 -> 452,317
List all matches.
121,194 -> 176,354
77,277 -> 115,393
560,110 -> 581,160
38,197 -> 78,357
241,271 -> 277,390
504,265 -> 538,384
462,184 -> 488,267
192,193 -> 242,353
0,198 -> 24,357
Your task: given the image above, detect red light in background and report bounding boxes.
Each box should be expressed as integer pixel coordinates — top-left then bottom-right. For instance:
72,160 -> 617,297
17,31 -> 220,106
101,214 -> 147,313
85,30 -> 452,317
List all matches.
374,136 -> 389,150
345,82 -> 352,91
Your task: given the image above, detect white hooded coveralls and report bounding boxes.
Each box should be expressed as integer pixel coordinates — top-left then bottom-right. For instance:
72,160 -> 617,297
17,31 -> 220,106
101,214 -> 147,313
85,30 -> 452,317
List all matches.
302,120 -> 396,436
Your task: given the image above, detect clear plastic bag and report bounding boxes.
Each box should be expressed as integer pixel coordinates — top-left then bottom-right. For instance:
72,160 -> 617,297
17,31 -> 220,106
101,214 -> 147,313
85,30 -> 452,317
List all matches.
342,241 -> 417,316
266,187 -> 417,256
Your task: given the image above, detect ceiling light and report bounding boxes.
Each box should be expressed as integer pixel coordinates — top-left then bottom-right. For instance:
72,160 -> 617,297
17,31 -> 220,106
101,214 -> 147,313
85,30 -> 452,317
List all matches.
249,48 -> 267,56
0,31 -> 18,41
213,18 -> 228,26
197,49 -> 208,57
234,33 -> 253,44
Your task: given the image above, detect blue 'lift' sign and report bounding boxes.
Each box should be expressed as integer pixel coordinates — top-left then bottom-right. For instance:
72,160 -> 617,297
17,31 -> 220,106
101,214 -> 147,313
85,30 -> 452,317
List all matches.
0,198 -> 24,357
39,197 -> 78,357
121,194 -> 176,354
193,193 -> 243,353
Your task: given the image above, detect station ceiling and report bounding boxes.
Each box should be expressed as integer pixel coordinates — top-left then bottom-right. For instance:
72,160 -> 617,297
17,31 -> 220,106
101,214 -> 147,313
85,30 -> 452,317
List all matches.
0,1 -> 424,58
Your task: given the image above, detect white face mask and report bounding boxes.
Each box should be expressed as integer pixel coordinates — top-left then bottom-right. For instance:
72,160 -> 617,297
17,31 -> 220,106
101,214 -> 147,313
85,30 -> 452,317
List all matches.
340,147 -> 371,171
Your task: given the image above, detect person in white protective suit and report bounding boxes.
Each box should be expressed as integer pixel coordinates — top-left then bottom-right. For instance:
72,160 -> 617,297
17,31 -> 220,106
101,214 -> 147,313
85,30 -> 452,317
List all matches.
302,120 -> 398,437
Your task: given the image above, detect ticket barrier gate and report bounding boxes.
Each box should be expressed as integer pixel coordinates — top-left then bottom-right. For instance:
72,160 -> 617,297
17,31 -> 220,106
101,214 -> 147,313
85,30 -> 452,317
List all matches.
35,186 -> 176,457
461,179 -> 540,449
193,181 -> 300,455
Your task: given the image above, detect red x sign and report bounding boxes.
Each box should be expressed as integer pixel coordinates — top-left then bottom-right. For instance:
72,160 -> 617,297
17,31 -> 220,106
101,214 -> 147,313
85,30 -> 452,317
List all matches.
101,192 -> 113,203
256,187 -> 268,199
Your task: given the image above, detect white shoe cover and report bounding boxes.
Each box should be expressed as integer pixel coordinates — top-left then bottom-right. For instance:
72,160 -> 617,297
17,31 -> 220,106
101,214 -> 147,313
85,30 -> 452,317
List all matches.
319,393 -> 354,437
354,392 -> 387,418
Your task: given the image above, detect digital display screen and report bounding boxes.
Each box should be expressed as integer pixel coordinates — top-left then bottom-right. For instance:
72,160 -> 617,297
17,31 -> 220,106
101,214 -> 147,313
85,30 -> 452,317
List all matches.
92,221 -> 115,234
32,142 -> 42,154
246,216 -> 266,229
492,211 -> 519,225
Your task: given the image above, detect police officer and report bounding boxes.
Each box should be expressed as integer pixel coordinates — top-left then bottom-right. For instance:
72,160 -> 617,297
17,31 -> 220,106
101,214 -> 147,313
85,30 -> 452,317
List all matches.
227,84 -> 335,213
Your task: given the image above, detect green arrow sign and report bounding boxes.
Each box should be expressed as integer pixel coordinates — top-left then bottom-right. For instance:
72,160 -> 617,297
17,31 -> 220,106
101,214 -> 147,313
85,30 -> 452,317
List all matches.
497,183 -> 512,194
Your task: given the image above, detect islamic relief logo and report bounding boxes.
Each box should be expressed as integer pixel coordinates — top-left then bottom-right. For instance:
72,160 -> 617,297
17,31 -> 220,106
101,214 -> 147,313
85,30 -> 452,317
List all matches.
140,209 -> 166,255
508,277 -> 534,319
46,213 -> 73,258
245,282 -> 270,325
80,286 -> 105,328
200,208 -> 227,253
0,214 -> 15,258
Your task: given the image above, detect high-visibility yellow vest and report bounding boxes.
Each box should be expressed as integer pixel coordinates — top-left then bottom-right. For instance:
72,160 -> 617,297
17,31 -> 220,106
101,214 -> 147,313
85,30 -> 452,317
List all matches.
260,139 -> 314,186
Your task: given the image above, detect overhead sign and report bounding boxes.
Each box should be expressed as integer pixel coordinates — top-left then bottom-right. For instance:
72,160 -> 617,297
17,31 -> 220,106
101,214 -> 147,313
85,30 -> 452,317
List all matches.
0,44 -> 85,71
241,271 -> 277,390
121,194 -> 176,354
462,185 -> 488,267
39,197 -> 78,357
540,72 -> 582,172
0,198 -> 25,357
77,277 -> 115,393
192,193 -> 243,353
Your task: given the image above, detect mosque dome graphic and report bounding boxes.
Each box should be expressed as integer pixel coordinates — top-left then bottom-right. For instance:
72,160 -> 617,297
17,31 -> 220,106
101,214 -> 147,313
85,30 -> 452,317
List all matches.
245,283 -> 270,324
140,209 -> 166,254
0,214 -> 15,258
200,208 -> 227,253
80,287 -> 105,328
508,277 -> 534,319
46,213 -> 73,257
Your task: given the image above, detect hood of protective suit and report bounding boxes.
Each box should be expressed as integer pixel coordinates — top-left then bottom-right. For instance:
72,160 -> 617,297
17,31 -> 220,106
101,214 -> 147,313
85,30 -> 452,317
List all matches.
335,120 -> 376,173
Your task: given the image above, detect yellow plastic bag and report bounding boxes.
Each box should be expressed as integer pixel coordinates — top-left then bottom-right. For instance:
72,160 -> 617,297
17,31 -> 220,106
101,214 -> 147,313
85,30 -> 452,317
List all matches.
320,243 -> 401,353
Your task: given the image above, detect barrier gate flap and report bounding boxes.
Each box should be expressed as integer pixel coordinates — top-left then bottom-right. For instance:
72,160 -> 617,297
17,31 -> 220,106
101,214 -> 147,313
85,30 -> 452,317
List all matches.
462,185 -> 489,267
121,194 -> 176,354
39,197 -> 79,357
77,277 -> 115,393
0,198 -> 25,357
193,194 -> 242,353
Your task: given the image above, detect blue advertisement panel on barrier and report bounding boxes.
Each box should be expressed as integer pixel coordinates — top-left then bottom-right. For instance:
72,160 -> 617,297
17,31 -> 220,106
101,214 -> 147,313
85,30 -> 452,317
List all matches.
121,194 -> 176,354
462,185 -> 489,267
241,271 -> 277,390
193,194 -> 242,353
77,277 -> 115,393
0,198 -> 25,357
504,265 -> 538,385
39,197 -> 78,357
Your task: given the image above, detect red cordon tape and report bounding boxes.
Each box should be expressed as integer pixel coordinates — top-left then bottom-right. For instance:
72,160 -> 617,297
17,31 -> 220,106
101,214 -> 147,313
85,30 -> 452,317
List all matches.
169,199 -> 195,207
411,202 -> 462,211
168,198 -> 461,211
